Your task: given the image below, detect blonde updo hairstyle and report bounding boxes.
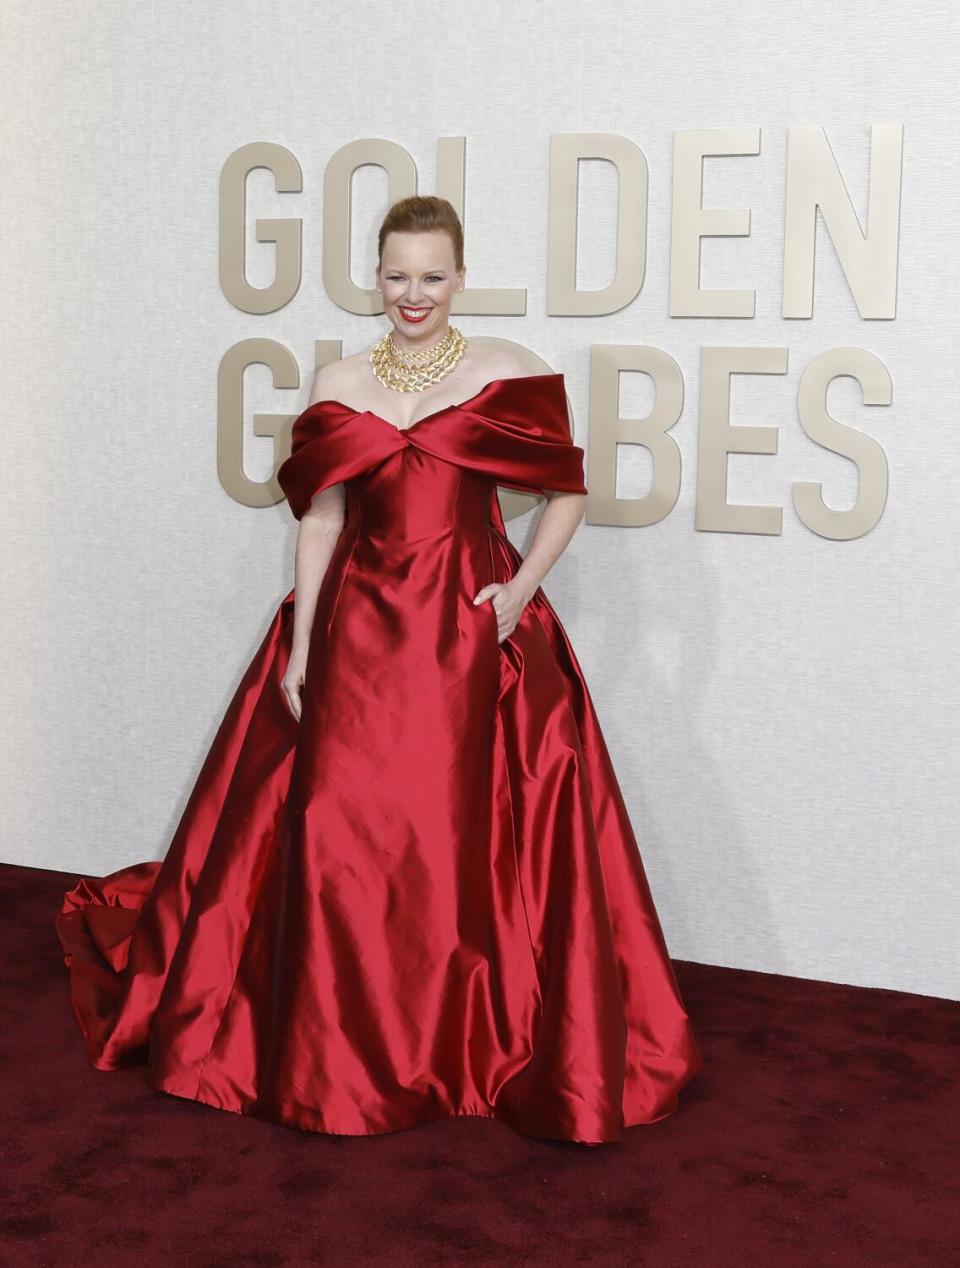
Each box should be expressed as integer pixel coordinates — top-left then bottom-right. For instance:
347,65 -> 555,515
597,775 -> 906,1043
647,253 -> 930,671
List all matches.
377,196 -> 465,272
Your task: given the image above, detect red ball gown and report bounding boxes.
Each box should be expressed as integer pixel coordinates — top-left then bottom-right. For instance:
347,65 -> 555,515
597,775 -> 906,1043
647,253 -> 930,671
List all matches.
56,372 -> 702,1145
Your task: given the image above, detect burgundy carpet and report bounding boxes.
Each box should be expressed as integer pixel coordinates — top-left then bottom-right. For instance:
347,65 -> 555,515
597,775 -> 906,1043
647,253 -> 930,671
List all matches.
2,861 -> 957,1266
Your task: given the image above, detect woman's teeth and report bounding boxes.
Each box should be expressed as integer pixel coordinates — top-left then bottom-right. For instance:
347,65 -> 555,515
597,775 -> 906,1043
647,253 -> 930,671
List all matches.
399,307 -> 431,322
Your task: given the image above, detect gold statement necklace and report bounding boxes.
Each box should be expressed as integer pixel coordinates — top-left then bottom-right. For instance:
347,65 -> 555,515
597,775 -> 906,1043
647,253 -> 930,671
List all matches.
369,325 -> 468,393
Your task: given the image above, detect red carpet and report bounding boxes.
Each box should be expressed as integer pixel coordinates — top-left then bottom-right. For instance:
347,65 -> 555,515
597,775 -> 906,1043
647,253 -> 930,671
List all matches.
2,861 -> 957,1265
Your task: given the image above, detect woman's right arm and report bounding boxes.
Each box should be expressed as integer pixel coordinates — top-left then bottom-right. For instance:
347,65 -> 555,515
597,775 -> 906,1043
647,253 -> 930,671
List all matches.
281,368 -> 346,722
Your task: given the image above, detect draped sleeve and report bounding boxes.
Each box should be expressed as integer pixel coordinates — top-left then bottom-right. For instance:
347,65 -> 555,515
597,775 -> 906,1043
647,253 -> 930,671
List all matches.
276,403 -> 404,521
452,372 -> 587,497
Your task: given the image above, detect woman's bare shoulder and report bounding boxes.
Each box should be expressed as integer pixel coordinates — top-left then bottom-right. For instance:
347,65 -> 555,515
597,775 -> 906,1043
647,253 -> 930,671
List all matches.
462,346 -> 553,386
307,353 -> 372,406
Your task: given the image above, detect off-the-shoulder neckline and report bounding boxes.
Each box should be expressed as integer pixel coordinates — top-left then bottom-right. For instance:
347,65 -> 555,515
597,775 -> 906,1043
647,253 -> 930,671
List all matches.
302,371 -> 565,434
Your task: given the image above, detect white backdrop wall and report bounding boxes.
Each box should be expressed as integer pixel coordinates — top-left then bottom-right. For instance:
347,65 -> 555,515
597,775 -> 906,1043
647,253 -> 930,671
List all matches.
2,0 -> 957,999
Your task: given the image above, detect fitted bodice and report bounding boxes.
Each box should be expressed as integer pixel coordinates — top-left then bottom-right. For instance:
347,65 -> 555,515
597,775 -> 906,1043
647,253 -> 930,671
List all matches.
346,446 -> 497,541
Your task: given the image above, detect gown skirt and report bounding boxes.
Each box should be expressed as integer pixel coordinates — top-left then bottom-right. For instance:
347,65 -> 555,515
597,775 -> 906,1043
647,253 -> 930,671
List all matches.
55,372 -> 703,1145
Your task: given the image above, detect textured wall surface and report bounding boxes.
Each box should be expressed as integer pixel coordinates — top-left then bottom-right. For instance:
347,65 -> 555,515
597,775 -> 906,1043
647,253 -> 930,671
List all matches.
2,0 -> 957,998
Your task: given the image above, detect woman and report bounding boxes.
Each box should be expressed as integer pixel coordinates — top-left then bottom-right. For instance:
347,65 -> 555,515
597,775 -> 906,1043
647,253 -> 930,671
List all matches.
57,195 -> 702,1146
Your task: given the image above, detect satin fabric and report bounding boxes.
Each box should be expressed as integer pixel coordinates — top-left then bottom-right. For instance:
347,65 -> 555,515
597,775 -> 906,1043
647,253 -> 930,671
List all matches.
56,372 -> 703,1145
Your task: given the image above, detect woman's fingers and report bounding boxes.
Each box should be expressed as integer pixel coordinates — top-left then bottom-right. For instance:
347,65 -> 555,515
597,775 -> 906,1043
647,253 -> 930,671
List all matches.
281,675 -> 304,722
473,581 -> 502,606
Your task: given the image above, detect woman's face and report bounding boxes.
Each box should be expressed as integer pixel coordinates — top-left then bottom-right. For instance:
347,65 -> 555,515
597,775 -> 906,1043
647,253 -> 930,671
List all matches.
376,230 -> 464,348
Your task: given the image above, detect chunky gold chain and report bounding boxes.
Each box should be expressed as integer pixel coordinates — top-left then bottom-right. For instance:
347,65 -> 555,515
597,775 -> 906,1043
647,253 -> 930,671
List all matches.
369,326 -> 468,393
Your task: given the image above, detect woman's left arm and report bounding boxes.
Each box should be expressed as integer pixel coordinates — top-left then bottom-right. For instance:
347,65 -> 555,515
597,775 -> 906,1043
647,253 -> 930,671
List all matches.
473,490 -> 587,640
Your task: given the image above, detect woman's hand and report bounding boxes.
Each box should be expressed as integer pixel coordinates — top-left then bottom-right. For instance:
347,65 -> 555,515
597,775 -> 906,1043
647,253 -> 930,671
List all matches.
473,577 -> 537,643
281,654 -> 307,722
